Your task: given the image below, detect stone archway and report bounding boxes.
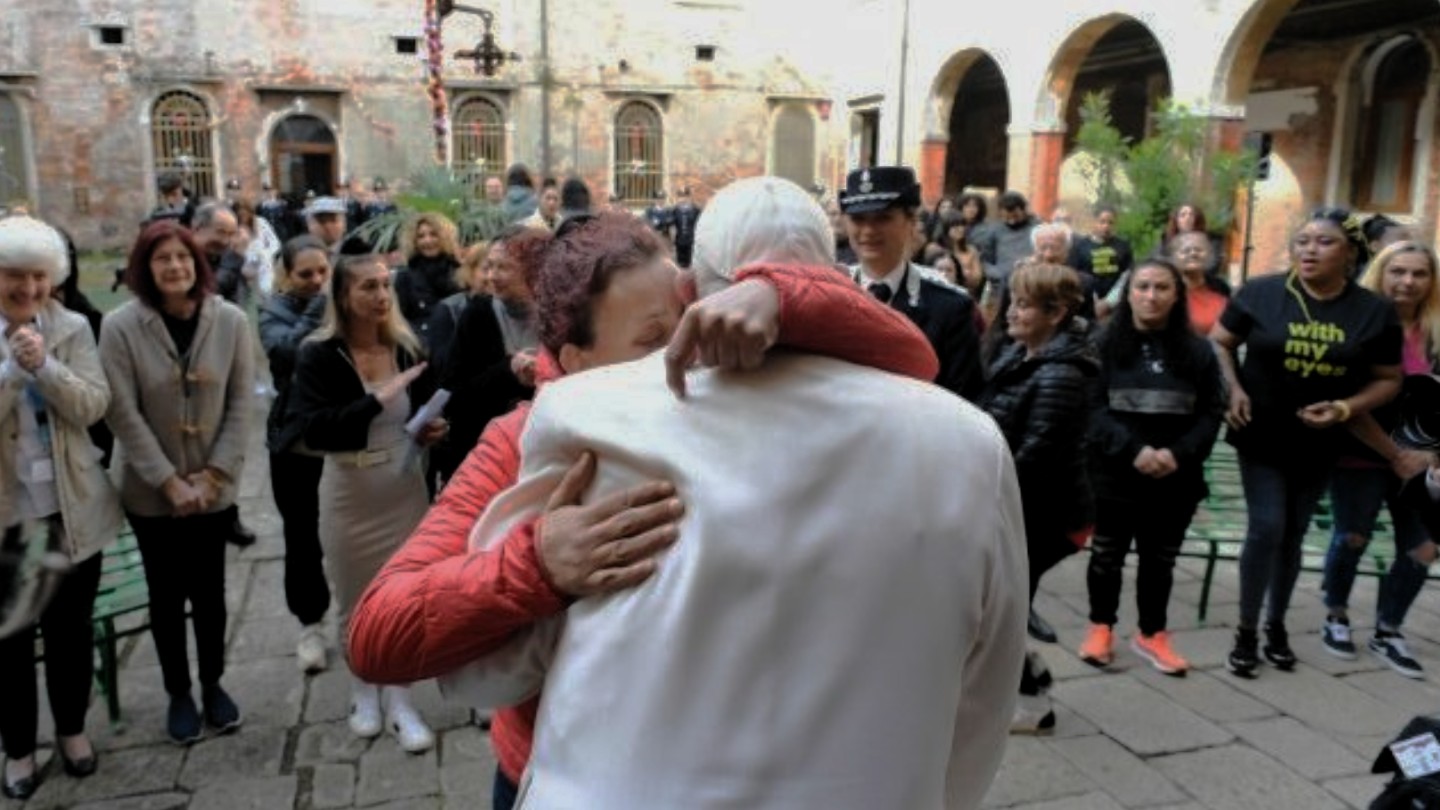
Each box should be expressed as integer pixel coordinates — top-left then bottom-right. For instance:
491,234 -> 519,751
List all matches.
1042,17 -> 1172,152
921,48 -> 1011,204
943,54 -> 1010,196
1215,0 -> 1440,272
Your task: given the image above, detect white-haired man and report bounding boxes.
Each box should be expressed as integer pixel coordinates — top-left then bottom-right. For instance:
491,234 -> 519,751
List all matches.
450,177 -> 1028,809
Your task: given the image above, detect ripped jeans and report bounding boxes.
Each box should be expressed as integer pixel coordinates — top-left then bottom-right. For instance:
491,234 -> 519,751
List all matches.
1324,465 -> 1433,630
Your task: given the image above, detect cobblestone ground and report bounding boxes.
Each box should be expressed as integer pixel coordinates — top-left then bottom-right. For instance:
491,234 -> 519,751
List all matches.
4,401 -> 1439,809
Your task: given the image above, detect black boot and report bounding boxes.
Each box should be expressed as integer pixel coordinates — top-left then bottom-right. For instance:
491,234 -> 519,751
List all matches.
1027,609 -> 1058,644
1263,622 -> 1297,671
1227,627 -> 1259,678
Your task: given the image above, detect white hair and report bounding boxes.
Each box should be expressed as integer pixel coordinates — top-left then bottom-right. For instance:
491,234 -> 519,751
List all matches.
0,216 -> 69,285
691,176 -> 835,296
1031,221 -> 1073,251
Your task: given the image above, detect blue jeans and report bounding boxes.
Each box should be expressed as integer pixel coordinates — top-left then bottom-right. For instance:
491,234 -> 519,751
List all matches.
1324,465 -> 1432,630
1237,454 -> 1331,629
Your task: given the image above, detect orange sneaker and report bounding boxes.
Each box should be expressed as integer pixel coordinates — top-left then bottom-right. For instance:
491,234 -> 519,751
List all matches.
1132,631 -> 1189,677
1078,623 -> 1114,667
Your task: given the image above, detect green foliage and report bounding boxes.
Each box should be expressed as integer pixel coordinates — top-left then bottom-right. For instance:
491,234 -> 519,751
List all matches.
351,166 -> 511,252
1073,91 -> 1257,257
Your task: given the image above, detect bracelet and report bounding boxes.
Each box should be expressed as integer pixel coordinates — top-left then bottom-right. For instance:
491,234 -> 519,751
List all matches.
1332,399 -> 1353,422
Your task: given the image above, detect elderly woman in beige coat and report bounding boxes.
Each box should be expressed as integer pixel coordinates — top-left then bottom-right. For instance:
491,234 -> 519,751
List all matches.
0,216 -> 121,800
100,220 -> 253,747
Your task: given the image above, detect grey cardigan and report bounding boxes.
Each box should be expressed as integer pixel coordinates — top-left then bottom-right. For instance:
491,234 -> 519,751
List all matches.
100,296 -> 253,517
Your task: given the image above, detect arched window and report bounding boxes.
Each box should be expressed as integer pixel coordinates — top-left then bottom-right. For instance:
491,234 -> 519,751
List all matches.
151,90 -> 217,200
614,101 -> 664,205
453,96 -> 507,191
0,93 -> 30,204
771,104 -> 816,188
1353,37 -> 1430,213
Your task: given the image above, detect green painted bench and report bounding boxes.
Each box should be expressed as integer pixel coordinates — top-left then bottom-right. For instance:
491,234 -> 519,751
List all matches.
34,528 -> 150,729
90,528 -> 150,728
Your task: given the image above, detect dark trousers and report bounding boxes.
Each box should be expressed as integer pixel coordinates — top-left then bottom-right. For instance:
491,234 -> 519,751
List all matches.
1087,492 -> 1201,635
129,510 -> 230,697
1325,465 -> 1432,630
269,452 -> 330,626
1237,454 -> 1331,629
492,765 -> 519,810
0,536 -> 103,759
1028,530 -> 1078,603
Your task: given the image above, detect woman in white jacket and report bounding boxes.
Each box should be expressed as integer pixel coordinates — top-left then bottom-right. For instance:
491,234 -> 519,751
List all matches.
0,216 -> 122,800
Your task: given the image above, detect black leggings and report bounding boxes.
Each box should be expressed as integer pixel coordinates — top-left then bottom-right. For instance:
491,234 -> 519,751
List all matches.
1087,492 -> 1201,636
129,509 -> 231,696
0,527 -> 103,759
270,451 -> 330,626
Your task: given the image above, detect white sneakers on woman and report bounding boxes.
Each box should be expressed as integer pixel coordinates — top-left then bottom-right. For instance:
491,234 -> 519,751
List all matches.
382,686 -> 435,754
348,682 -> 384,738
348,681 -> 434,753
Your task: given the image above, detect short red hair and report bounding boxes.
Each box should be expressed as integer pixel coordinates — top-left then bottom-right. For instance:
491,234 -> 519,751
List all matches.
536,213 -> 665,355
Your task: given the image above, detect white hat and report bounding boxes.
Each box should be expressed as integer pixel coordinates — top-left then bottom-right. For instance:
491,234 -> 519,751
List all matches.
0,216 -> 69,285
305,196 -> 347,217
691,176 -> 834,293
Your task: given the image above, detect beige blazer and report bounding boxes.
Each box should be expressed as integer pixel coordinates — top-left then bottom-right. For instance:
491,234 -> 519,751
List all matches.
0,301 -> 122,563
445,352 -> 1029,810
100,296 -> 253,517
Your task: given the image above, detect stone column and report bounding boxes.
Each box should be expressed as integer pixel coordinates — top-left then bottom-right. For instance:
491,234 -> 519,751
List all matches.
1026,130 -> 1066,218
918,137 -> 947,205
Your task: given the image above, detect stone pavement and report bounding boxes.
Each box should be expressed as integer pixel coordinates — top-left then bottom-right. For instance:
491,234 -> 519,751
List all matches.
4,402 -> 1440,809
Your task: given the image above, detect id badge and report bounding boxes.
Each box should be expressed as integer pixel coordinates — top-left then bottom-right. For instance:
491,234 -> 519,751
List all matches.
29,458 -> 55,484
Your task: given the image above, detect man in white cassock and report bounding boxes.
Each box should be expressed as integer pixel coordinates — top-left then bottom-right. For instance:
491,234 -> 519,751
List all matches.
447,176 -> 1028,809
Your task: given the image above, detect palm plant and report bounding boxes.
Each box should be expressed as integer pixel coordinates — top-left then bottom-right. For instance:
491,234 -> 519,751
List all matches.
351,166 -> 511,252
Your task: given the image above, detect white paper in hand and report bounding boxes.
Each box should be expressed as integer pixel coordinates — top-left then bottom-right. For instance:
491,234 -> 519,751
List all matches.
405,389 -> 451,438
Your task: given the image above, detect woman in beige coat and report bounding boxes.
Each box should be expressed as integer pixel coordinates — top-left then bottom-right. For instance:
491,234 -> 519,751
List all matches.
0,216 -> 122,799
100,220 -> 253,746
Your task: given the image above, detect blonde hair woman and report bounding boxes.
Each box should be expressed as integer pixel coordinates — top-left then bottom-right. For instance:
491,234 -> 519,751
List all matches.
287,253 -> 447,752
1320,240 -> 1440,678
394,212 -> 462,349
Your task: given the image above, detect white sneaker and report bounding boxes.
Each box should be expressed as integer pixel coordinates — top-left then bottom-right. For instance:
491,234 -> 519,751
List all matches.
348,682 -> 383,739
383,686 -> 435,754
296,624 -> 329,674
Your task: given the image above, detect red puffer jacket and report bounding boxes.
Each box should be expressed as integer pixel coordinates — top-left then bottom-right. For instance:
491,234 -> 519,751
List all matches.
347,263 -> 943,782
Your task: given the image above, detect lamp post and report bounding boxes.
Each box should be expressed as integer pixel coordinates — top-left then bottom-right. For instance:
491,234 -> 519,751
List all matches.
439,1 -> 522,77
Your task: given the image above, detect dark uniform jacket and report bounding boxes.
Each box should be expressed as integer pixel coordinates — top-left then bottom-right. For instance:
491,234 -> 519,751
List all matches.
850,263 -> 983,401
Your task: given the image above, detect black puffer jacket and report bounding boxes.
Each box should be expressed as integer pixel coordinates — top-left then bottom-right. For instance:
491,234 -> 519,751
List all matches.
979,322 -> 1101,536
258,291 -> 327,452
394,254 -> 461,349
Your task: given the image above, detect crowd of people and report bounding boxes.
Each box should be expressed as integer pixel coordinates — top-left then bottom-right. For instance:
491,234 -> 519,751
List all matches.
0,152 -> 1436,808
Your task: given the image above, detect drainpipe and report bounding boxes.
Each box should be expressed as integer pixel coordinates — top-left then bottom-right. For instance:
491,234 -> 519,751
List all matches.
895,0 -> 911,164
539,0 -> 552,177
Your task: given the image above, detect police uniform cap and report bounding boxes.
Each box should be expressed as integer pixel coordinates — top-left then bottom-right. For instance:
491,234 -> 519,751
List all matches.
839,166 -> 922,215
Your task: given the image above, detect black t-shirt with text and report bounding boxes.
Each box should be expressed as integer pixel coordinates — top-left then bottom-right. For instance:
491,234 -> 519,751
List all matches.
1219,272 -> 1400,463
1069,236 -> 1134,297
